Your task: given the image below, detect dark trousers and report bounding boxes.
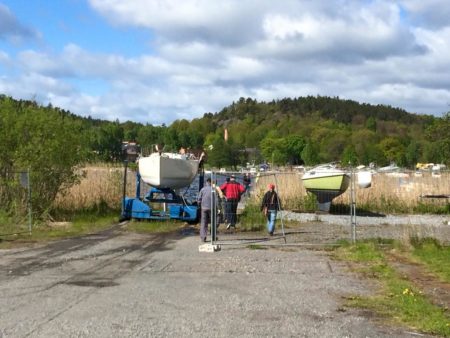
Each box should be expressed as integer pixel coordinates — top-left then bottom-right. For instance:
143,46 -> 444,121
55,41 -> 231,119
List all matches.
200,209 -> 210,240
217,199 -> 224,224
225,199 -> 238,226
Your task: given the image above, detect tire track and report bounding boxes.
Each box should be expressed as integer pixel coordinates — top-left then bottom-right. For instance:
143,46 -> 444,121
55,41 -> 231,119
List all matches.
2,230 -> 176,337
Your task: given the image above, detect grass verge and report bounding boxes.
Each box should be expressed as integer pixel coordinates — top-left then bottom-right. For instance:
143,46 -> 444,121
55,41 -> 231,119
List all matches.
238,202 -> 266,231
238,202 -> 301,232
410,237 -> 450,283
247,244 -> 267,250
333,239 -> 450,337
0,207 -> 119,248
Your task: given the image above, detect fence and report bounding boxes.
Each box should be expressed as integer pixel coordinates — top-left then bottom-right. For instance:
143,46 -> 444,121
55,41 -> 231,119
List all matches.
205,170 -> 354,246
206,168 -> 450,246
54,165 -> 449,214
51,165 -> 450,244
0,170 -> 32,236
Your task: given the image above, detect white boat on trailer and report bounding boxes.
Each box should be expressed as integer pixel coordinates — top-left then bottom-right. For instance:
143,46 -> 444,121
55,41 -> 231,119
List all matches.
301,164 -> 351,212
138,152 -> 205,189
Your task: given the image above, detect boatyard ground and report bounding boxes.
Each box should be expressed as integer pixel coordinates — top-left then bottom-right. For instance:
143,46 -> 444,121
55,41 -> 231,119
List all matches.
1,221 -> 448,337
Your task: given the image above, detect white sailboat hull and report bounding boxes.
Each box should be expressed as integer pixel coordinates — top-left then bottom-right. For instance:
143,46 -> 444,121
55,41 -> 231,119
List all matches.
138,153 -> 199,189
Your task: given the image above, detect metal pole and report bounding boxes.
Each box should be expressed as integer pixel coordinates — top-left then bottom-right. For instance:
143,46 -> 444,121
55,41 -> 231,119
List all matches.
273,173 -> 286,243
27,168 -> 32,235
135,170 -> 141,199
353,171 -> 357,242
121,160 -> 128,217
211,171 -> 217,244
350,167 -> 356,243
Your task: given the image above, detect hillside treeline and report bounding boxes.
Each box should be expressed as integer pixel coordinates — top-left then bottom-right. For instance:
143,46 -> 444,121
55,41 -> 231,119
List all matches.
102,96 -> 448,169
1,94 -> 449,216
205,96 -> 449,168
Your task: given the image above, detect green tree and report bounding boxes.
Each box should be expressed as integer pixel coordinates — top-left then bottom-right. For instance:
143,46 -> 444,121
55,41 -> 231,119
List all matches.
423,142 -> 443,164
259,137 -> 288,165
204,133 -> 228,168
365,116 -> 377,132
92,122 -> 124,161
351,129 -> 380,165
341,145 -> 358,166
122,120 -> 141,141
405,140 -> 420,168
0,97 -> 88,216
137,124 -> 165,154
424,112 -> 450,164
285,134 -> 306,165
301,141 -> 320,165
379,137 -> 406,165
163,127 -> 180,151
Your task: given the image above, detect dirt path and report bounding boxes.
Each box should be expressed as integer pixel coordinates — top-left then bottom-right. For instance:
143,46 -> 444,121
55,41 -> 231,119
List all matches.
0,224 -> 434,337
387,252 -> 450,310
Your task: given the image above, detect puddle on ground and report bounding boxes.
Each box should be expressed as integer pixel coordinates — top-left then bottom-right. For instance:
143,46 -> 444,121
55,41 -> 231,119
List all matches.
180,227 -> 196,236
83,235 -> 109,240
65,279 -> 118,288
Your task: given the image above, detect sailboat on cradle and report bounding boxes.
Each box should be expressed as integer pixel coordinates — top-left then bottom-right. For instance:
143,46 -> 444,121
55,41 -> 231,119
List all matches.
301,164 -> 351,212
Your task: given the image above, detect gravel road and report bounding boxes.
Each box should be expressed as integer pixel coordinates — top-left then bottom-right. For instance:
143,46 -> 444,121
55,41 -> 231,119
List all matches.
0,223 -> 437,338
282,211 -> 450,244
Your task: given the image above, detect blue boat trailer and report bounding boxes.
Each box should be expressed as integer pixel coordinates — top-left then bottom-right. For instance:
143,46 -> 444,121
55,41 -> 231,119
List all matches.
120,165 -> 204,223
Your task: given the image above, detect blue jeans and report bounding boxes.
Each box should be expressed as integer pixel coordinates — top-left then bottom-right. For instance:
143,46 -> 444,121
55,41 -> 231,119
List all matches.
266,210 -> 277,234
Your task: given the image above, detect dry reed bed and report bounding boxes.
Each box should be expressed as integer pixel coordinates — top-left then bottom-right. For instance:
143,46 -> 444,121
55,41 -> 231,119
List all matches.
53,165 -> 136,210
54,166 -> 450,214
251,170 -> 450,213
349,171 -> 450,211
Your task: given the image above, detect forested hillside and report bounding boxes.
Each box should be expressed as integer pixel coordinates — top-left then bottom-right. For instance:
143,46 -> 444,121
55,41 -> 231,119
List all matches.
1,94 -> 449,217
202,96 -> 441,168
1,94 -> 449,171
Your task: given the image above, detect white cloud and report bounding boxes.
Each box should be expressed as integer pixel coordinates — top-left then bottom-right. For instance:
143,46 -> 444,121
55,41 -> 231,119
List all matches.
0,72 -> 73,106
352,83 -> 450,116
158,41 -> 223,66
220,56 -> 265,81
89,0 -> 269,46
1,0 -> 450,124
399,0 -> 450,28
18,50 -> 74,77
0,4 -> 39,43
0,50 -> 10,64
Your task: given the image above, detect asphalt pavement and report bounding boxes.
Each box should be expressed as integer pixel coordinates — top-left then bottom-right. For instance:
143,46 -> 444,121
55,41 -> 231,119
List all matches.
0,225 -> 432,337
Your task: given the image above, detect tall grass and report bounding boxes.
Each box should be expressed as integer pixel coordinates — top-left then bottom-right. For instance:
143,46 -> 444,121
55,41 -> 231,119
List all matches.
52,166 -> 450,216
0,209 -> 30,235
0,172 -> 29,219
53,164 -> 131,212
250,170 -> 450,215
354,171 -> 450,214
249,172 -> 316,211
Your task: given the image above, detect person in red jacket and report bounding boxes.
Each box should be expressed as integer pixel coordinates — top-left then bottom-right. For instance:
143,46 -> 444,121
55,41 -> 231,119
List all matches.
220,175 -> 245,229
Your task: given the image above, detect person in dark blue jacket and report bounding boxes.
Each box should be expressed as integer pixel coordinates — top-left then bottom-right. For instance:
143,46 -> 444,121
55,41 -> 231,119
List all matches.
243,173 -> 251,196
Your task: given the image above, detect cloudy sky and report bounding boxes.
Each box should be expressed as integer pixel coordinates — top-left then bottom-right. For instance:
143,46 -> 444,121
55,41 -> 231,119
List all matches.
0,0 -> 449,125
